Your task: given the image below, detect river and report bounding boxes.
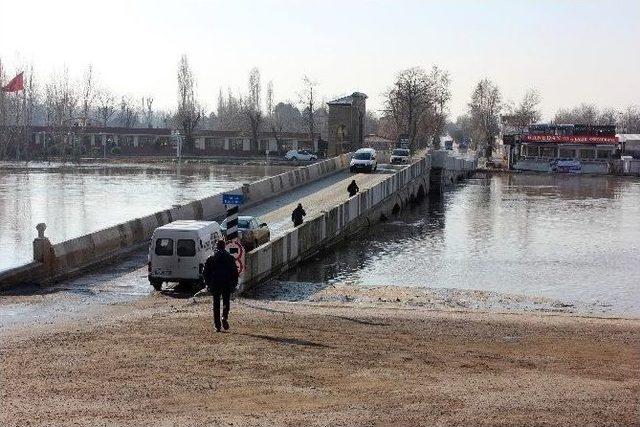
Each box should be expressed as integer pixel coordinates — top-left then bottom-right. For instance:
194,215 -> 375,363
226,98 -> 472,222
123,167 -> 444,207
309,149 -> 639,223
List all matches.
282,173 -> 640,315
0,161 -> 291,272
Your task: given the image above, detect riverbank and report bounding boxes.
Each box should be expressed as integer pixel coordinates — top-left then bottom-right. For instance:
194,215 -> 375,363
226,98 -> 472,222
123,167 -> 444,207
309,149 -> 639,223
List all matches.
1,294 -> 638,426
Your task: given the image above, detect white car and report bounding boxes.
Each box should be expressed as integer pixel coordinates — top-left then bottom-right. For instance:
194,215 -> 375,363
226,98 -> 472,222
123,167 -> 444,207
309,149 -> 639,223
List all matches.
390,148 -> 411,164
350,148 -> 378,173
284,150 -> 318,161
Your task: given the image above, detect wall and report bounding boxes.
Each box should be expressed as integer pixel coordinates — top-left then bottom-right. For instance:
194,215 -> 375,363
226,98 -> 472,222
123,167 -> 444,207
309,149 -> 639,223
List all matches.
0,154 -> 352,290
239,152 -> 477,292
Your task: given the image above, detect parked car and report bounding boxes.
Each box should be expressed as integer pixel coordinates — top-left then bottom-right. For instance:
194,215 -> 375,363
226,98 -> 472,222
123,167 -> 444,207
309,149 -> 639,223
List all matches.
390,148 -> 411,164
350,148 -> 378,172
221,215 -> 271,251
147,220 -> 222,291
284,149 -> 318,161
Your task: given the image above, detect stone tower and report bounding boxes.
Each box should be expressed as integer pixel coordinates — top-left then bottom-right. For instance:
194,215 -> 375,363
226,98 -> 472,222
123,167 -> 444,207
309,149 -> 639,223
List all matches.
327,92 -> 367,156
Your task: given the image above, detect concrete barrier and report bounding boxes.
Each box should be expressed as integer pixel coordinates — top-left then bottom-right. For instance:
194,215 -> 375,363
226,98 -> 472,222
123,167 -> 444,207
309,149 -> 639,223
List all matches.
240,156 -> 435,291
0,154 -> 352,289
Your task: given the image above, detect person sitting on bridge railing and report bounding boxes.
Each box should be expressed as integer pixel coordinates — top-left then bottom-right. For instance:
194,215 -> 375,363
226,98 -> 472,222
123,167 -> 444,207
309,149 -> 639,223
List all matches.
291,203 -> 306,227
347,180 -> 359,197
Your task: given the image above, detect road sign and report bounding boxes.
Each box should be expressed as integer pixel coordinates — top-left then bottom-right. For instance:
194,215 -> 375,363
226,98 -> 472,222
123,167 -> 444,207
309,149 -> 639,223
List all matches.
223,193 -> 244,205
225,238 -> 245,275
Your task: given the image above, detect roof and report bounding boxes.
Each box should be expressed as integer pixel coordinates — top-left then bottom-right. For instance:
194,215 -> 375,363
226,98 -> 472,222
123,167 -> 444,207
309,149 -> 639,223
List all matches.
327,92 -> 368,106
617,134 -> 640,142
156,220 -> 218,231
364,134 -> 394,144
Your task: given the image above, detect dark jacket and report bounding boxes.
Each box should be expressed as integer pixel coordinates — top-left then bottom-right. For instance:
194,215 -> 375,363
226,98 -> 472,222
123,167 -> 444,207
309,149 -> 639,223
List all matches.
347,181 -> 359,197
203,249 -> 239,292
291,205 -> 306,226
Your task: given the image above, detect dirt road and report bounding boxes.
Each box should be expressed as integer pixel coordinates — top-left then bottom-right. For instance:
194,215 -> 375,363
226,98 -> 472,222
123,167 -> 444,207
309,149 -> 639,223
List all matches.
1,295 -> 638,426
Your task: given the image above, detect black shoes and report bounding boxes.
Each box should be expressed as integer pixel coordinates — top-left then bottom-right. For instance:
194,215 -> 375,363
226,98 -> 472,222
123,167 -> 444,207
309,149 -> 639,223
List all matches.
222,319 -> 229,331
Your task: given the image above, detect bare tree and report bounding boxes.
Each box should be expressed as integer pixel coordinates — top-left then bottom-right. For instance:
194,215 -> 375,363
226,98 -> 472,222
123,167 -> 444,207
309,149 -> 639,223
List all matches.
175,54 -> 201,152
619,105 -> 640,133
423,66 -> 451,148
384,67 -> 434,151
96,90 -> 116,127
244,67 -> 263,152
554,103 -> 599,124
469,78 -> 502,158
80,64 -> 96,126
503,88 -> 541,132
117,96 -> 138,128
141,96 -> 154,128
300,76 -> 317,146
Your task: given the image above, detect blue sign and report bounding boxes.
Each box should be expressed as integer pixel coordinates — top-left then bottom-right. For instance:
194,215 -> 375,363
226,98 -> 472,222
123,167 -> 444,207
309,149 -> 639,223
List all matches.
223,194 -> 244,205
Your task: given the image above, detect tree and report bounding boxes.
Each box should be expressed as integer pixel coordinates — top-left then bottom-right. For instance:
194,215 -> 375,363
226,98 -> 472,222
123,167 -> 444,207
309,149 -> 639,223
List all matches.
175,54 -> 201,152
619,106 -> 640,133
80,64 -> 96,126
384,67 -> 434,151
300,76 -> 317,145
117,96 -> 138,128
554,103 -> 599,124
468,78 -> 502,158
96,90 -> 116,127
141,96 -> 154,128
244,67 -> 263,151
423,66 -> 451,148
505,88 -> 541,131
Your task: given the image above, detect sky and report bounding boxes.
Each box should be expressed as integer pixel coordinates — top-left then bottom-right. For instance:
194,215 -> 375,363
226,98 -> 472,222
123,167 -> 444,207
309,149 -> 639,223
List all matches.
0,0 -> 638,120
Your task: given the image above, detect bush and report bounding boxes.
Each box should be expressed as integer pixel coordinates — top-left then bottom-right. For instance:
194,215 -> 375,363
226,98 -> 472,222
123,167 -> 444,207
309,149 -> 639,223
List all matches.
110,146 -> 122,155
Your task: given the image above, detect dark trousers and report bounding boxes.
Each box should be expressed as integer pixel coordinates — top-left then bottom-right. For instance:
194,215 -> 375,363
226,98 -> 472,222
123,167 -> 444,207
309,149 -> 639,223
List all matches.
212,289 -> 231,330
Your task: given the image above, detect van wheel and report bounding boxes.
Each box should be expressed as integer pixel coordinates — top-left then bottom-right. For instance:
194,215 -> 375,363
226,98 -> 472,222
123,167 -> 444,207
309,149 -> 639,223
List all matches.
150,279 -> 162,291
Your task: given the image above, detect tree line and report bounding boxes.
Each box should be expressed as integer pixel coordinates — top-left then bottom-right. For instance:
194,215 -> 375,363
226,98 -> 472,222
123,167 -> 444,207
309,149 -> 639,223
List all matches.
1,55 -> 638,160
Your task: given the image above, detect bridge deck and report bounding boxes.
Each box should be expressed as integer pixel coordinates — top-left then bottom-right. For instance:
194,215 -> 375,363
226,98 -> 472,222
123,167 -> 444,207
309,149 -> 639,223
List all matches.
0,164 -> 401,325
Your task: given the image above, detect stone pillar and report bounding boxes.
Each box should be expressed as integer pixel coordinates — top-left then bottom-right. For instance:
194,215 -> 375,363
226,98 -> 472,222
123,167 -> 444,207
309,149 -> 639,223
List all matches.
133,135 -> 139,147
33,223 -> 54,272
91,134 -> 96,147
224,138 -> 230,151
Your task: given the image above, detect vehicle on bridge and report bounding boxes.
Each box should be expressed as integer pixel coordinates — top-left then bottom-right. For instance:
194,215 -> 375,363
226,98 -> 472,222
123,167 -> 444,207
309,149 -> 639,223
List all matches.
350,148 -> 378,172
147,220 -> 222,291
390,148 -> 410,164
284,149 -> 318,161
221,215 -> 271,251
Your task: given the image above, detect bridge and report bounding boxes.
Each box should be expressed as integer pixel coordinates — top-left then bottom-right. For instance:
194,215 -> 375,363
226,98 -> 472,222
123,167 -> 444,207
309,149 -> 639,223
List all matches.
0,152 -> 476,292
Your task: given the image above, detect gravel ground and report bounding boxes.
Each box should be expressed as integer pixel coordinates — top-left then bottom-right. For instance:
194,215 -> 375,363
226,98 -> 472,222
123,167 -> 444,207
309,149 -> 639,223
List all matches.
1,294 -> 638,426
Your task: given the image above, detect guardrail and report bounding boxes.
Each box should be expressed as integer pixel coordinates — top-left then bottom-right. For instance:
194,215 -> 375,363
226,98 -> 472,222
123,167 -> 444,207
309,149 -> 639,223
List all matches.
0,153 -> 353,290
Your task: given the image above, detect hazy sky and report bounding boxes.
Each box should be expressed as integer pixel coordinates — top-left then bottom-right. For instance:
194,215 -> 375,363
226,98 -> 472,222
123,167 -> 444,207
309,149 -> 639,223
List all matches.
1,0 -> 638,120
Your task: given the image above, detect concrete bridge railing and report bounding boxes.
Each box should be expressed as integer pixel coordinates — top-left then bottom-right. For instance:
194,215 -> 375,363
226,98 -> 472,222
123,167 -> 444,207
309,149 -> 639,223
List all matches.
0,153 -> 353,289
239,152 -> 476,291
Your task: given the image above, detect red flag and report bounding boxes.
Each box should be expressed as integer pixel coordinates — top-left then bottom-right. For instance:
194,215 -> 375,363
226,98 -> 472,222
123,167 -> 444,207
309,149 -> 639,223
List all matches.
2,72 -> 24,92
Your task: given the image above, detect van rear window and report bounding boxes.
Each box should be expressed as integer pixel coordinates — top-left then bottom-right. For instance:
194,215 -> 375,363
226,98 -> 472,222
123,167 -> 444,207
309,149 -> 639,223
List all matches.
155,238 -> 173,256
177,239 -> 196,257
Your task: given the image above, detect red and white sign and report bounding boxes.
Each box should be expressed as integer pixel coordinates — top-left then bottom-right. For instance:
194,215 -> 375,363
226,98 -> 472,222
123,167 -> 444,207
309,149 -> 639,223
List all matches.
522,135 -> 618,144
225,238 -> 245,275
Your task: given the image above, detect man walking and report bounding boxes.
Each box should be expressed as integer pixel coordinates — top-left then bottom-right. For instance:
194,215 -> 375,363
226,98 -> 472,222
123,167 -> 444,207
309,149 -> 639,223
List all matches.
347,179 -> 359,197
291,203 -> 306,227
203,240 -> 239,332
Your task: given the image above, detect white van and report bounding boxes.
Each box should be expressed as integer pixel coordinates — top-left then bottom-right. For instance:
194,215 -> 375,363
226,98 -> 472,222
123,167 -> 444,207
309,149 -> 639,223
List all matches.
148,220 -> 222,291
350,148 -> 378,173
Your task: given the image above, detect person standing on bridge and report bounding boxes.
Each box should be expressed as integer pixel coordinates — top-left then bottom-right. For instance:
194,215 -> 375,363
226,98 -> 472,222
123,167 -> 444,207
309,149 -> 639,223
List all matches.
203,240 -> 239,332
291,203 -> 306,227
347,179 -> 359,198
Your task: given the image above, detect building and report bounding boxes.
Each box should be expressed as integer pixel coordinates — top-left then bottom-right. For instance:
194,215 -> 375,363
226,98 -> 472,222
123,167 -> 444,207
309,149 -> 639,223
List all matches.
363,134 -> 394,151
512,124 -> 619,173
16,126 -> 319,158
618,134 -> 640,158
327,92 -> 367,156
